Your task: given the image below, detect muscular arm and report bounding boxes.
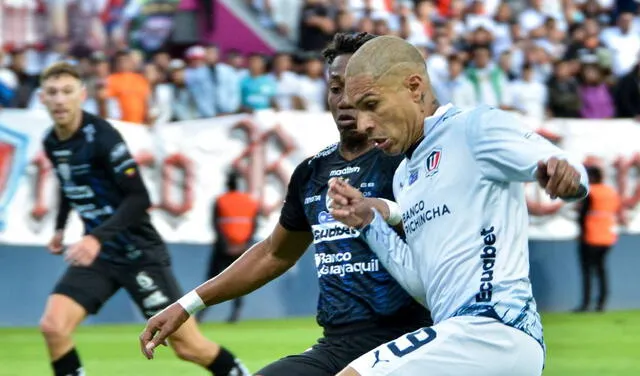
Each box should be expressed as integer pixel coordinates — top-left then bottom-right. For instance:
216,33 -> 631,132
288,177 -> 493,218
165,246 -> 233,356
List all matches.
90,126 -> 151,244
195,224 -> 312,306
54,186 -> 72,231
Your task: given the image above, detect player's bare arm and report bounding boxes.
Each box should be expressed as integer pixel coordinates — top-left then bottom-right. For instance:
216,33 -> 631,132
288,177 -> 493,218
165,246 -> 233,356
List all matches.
140,224 -> 312,359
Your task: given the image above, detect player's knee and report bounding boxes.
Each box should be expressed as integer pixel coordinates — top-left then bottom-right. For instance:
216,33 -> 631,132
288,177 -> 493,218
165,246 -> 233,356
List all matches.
39,314 -> 73,341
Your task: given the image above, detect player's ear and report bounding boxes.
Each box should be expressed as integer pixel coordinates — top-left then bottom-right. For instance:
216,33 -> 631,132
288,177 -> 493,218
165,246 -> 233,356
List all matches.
80,84 -> 88,102
38,87 -> 46,104
406,74 -> 424,103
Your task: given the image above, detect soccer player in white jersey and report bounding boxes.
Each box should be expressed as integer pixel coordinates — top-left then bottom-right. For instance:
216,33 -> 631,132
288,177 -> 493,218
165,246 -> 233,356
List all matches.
326,35 -> 589,376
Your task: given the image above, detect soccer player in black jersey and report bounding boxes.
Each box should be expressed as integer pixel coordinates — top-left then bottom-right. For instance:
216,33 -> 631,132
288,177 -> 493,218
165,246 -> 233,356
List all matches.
141,32 -> 433,375
38,62 -> 248,376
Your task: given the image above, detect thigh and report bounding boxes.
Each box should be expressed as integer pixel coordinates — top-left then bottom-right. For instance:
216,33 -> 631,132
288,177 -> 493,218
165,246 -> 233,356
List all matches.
119,263 -> 183,318
256,338 -> 353,376
348,317 -> 544,376
51,260 -> 120,315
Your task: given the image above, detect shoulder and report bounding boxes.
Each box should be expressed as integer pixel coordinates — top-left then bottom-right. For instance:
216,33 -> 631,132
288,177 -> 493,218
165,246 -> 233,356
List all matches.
307,143 -> 339,166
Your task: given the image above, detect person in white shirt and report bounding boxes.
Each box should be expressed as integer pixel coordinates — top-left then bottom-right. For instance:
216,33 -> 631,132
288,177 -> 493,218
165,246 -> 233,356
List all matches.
297,55 -> 327,112
511,63 -> 548,121
326,36 -> 588,376
600,12 -> 640,77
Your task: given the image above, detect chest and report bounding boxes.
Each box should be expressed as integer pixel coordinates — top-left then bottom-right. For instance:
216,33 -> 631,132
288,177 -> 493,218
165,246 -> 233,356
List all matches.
49,142 -> 108,190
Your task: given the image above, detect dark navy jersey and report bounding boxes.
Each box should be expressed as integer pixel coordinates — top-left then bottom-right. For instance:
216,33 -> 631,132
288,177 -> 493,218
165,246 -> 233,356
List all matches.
280,143 -> 431,331
43,112 -> 168,265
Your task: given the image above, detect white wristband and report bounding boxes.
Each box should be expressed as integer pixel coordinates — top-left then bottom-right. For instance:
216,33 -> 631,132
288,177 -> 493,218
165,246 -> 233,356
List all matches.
177,290 -> 206,316
379,198 -> 402,226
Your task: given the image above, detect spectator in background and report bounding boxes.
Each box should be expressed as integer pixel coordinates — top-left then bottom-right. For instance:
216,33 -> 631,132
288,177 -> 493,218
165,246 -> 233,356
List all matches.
270,52 -> 303,111
205,44 -> 243,115
576,165 -> 624,313
497,50 -> 518,81
198,171 -> 259,323
151,50 -> 172,82
298,0 -> 336,51
578,61 -> 615,119
184,45 -> 217,118
0,49 -> 17,107
465,44 -> 512,110
600,12 -> 640,77
511,63 -> 548,121
167,59 -> 199,122
441,54 -> 476,110
106,50 -> 150,124
83,79 -> 122,120
7,48 -> 38,108
335,10 -> 357,34
614,60 -> 640,119
240,53 -> 277,112
297,55 -> 327,112
144,62 -> 172,125
547,60 -> 582,118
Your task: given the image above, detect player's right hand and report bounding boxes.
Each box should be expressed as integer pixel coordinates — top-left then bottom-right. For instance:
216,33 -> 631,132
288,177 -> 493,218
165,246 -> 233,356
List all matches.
327,178 -> 374,229
139,303 -> 188,359
48,230 -> 65,254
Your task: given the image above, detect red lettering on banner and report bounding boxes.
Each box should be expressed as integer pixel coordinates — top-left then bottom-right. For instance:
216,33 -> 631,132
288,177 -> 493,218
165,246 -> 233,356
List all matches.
525,182 -> 564,216
31,152 -> 52,220
614,153 -> 640,209
232,121 -> 297,217
160,154 -> 194,216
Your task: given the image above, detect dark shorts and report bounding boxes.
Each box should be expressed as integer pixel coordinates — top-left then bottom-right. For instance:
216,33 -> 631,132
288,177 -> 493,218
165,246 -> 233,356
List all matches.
52,258 -> 183,318
255,327 -> 416,376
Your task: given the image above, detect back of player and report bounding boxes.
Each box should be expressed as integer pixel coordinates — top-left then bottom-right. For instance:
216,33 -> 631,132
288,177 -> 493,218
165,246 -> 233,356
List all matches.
39,62 -> 247,376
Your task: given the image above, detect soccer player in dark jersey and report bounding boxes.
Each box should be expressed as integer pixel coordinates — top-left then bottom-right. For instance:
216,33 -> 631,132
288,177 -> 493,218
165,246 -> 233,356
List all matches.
140,32 -> 433,375
38,62 -> 249,376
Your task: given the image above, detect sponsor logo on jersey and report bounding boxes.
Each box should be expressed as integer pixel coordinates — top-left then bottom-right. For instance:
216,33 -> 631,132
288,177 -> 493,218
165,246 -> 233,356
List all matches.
329,166 -> 360,177
63,185 -> 95,200
83,124 -> 96,143
109,142 -> 128,162
425,148 -> 442,177
71,203 -> 113,219
311,222 -> 360,243
314,251 -> 380,277
475,226 -> 497,303
401,201 -> 451,235
52,149 -> 71,157
57,163 -> 72,182
304,195 -> 322,205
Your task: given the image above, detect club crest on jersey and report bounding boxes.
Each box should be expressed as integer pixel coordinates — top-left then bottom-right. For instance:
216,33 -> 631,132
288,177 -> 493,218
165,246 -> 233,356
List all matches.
408,169 -> 419,185
425,148 -> 442,177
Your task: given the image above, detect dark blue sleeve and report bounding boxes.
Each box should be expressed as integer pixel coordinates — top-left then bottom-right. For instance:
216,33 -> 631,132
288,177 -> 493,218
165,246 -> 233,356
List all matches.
279,159 -> 311,232
89,124 -> 151,244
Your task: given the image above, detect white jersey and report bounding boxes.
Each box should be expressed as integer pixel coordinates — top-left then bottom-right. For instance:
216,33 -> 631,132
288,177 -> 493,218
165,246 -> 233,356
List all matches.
362,104 -> 588,347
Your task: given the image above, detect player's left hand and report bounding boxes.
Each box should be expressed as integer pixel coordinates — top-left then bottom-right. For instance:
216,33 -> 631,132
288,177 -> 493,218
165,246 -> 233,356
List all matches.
140,303 -> 187,359
64,235 -> 101,267
536,157 -> 582,199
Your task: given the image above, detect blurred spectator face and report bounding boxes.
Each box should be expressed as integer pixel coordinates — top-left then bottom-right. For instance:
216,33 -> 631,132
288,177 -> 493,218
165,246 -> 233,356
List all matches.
77,58 -> 91,77
583,18 -> 600,37
450,0 -> 465,18
336,11 -> 354,31
153,52 -> 171,71
227,52 -> 245,69
470,0 -> 484,15
305,58 -> 324,78
618,13 -> 633,33
130,50 -> 144,72
273,54 -> 292,73
327,54 -> 364,145
358,17 -> 374,33
581,64 -> 602,85
495,3 -> 512,22
94,60 -> 110,78
171,68 -> 186,85
522,65 -> 533,81
510,23 -> 522,42
473,47 -> 491,68
416,0 -> 435,19
205,46 -> 220,65
144,63 -> 160,85
248,55 -> 266,76
10,51 -> 26,72
448,58 -> 463,78
571,25 -> 586,43
530,0 -> 543,10
472,28 -> 493,45
94,80 -> 110,100
115,53 -> 134,73
435,36 -> 452,56
374,19 -> 390,35
583,0 -> 601,17
554,61 -> 571,80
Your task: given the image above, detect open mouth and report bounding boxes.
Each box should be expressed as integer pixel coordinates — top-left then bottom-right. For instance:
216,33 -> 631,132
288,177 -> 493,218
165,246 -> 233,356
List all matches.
371,137 -> 391,150
337,114 -> 356,127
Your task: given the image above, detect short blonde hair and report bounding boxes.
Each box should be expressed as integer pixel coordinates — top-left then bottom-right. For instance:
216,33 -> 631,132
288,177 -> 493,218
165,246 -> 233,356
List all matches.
40,62 -> 82,84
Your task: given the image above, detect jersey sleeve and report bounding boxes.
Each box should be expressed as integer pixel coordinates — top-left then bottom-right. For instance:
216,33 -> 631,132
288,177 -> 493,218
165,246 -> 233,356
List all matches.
466,107 -> 588,200
89,123 -> 151,243
279,159 -> 311,232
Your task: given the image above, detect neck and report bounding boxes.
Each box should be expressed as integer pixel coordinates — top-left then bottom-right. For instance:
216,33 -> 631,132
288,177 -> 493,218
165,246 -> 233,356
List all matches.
409,98 -> 439,148
339,141 -> 374,161
54,111 -> 83,141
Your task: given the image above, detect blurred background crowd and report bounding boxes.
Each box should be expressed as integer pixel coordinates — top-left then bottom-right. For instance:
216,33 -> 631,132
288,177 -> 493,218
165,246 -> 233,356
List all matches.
1,0 -> 640,126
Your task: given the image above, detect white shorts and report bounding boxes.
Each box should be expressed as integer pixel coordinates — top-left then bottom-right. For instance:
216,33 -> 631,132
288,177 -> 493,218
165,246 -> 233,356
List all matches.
349,316 -> 544,376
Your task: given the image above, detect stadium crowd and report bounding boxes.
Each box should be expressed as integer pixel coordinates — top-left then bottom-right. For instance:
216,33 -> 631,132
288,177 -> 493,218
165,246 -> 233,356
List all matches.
1,0 -> 640,125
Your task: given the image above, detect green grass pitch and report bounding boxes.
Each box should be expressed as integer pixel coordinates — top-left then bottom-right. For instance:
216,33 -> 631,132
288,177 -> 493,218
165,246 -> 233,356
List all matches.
1,311 -> 638,375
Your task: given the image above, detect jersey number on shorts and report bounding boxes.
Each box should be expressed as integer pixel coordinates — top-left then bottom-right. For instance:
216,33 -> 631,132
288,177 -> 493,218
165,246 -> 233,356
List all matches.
388,327 -> 436,357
